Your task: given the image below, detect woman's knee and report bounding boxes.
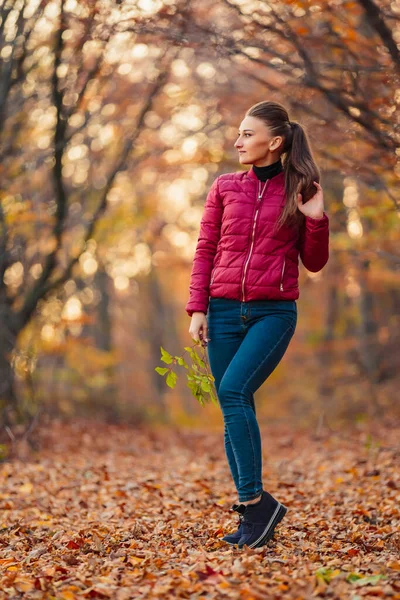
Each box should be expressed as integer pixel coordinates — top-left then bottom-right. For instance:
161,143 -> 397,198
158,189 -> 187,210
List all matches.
218,379 -> 252,408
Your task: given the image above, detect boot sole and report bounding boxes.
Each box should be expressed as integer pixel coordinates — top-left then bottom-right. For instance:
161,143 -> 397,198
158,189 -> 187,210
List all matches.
242,502 -> 288,549
222,537 -> 240,545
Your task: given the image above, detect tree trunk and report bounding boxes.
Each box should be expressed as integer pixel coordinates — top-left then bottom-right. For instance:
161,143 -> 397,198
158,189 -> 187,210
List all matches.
358,260 -> 381,382
315,171 -> 343,427
94,265 -> 112,352
93,264 -> 119,421
144,268 -> 170,421
0,302 -> 19,430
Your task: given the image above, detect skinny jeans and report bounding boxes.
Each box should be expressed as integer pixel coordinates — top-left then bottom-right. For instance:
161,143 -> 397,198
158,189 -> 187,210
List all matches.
206,297 -> 297,502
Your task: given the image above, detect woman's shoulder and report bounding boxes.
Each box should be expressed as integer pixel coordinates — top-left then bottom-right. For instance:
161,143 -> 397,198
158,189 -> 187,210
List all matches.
218,169 -> 249,181
216,170 -> 250,190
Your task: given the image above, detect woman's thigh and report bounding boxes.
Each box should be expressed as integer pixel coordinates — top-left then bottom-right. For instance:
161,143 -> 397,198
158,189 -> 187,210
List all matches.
218,304 -> 297,401
206,298 -> 245,393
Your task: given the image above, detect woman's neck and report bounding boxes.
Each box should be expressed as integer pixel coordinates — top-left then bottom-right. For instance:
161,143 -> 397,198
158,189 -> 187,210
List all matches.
252,159 -> 283,181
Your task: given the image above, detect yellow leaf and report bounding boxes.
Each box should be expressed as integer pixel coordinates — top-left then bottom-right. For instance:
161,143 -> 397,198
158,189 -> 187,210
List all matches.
129,556 -> 144,565
0,559 -> 17,566
218,581 -> 231,588
19,483 -> 33,494
59,592 -> 78,600
14,578 -> 35,592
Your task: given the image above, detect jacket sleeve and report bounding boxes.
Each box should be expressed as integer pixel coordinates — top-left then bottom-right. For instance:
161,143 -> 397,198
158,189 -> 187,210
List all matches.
298,212 -> 329,272
185,176 -> 223,317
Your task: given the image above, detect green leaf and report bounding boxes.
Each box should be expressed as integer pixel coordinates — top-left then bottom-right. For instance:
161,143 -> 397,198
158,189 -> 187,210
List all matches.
175,356 -> 189,369
346,573 -> 386,587
160,346 -> 173,364
315,567 -> 341,583
166,371 -> 177,388
201,380 -> 211,393
346,573 -> 362,583
191,350 -> 205,368
155,367 -> 169,376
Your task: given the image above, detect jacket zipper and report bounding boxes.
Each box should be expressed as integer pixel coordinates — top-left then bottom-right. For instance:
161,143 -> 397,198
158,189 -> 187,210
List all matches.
280,257 -> 286,292
241,179 -> 270,302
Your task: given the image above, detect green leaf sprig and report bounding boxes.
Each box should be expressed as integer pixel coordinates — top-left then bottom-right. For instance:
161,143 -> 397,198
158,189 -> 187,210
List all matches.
155,340 -> 218,407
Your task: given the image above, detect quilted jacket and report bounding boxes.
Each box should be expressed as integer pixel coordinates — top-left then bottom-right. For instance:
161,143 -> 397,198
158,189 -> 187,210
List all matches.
185,165 -> 329,317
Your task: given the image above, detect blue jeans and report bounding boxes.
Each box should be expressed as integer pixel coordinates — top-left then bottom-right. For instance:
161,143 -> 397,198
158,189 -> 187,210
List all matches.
206,298 -> 297,502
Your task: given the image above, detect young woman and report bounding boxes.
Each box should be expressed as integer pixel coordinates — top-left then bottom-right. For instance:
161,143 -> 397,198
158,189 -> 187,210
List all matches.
185,101 -> 329,549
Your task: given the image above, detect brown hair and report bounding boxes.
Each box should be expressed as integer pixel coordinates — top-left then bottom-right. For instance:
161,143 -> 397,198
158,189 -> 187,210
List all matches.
245,100 -> 320,229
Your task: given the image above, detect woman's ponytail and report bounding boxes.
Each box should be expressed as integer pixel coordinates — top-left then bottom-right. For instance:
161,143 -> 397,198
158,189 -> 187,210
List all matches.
280,120 -> 320,229
245,102 -> 320,230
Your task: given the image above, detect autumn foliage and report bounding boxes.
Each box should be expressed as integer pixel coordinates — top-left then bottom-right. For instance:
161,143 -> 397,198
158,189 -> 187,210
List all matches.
0,418 -> 399,598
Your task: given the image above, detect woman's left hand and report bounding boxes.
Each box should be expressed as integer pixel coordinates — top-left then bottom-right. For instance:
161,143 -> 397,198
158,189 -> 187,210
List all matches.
297,181 -> 324,219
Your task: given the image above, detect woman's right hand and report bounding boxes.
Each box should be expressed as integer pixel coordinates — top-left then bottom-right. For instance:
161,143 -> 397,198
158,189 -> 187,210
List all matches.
189,312 -> 209,347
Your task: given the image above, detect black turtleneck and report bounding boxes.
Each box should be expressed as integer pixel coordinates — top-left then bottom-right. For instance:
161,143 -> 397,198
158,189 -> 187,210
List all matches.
253,159 -> 283,181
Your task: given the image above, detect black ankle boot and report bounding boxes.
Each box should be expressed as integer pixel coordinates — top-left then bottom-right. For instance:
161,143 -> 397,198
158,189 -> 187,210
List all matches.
237,490 -> 288,549
221,503 -> 246,545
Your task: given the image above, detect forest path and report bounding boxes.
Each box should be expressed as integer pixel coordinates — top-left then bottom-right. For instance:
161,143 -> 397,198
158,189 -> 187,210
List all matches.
0,419 -> 398,599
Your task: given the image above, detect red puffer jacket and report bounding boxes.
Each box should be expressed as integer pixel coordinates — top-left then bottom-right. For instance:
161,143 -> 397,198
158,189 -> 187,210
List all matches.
185,166 -> 329,317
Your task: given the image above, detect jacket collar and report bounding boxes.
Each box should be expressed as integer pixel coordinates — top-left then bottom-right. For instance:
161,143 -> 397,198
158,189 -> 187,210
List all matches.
247,166 -> 258,181
246,165 -> 285,184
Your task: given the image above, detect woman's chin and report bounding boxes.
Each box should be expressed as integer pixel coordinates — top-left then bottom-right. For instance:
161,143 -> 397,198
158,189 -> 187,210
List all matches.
238,154 -> 252,164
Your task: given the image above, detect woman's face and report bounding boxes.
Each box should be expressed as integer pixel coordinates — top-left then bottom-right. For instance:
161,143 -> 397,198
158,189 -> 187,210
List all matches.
234,115 -> 283,166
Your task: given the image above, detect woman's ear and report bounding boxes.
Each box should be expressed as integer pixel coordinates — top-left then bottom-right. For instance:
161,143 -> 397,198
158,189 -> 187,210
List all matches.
270,136 -> 283,152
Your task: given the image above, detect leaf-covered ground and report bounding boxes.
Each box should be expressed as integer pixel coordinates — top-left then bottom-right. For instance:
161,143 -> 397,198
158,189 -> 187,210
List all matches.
0,418 -> 399,599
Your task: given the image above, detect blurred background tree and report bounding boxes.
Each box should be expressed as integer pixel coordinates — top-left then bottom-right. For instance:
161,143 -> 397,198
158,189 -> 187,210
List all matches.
0,0 -> 399,442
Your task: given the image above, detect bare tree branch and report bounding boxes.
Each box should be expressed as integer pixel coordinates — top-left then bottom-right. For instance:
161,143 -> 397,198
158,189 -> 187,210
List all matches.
17,47 -> 176,328
0,1 -> 27,133
16,0 -> 69,327
0,198 -> 9,291
124,8 -> 396,152
358,0 -> 400,69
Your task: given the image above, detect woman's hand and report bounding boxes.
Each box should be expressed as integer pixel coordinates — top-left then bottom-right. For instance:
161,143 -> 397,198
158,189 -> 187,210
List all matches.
297,181 -> 324,219
189,312 -> 209,348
